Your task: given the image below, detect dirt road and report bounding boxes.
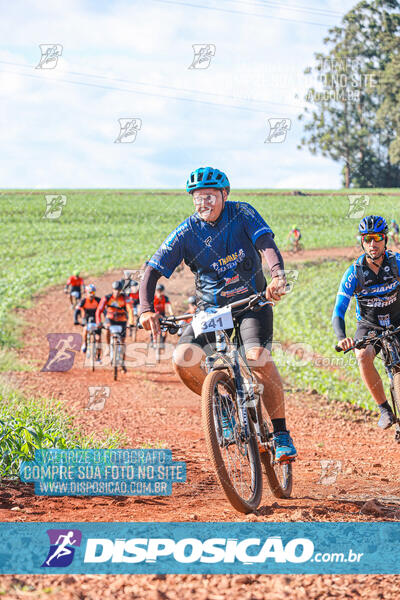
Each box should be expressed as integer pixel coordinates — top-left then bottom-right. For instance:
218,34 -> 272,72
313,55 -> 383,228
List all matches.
1,247 -> 399,598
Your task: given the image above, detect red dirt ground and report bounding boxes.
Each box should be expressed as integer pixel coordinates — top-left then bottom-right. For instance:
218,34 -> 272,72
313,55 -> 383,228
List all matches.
1,247 -> 399,598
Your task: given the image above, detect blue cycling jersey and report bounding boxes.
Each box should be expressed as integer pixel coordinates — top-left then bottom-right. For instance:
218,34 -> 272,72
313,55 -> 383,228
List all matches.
148,201 -> 273,309
332,251 -> 400,338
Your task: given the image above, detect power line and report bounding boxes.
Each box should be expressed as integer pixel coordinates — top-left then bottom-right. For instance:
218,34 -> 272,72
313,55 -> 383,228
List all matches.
0,67 -> 305,115
219,0 -> 343,18
150,0 -> 337,27
0,60 -> 305,112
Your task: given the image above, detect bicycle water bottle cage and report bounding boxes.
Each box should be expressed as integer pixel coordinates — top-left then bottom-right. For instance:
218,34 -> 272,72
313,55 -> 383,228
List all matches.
110,325 -> 122,334
71,291 -> 80,298
87,322 -> 98,332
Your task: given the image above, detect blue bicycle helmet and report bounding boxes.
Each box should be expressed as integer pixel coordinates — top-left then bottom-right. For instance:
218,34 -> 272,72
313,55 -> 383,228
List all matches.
358,215 -> 388,235
186,167 -> 230,194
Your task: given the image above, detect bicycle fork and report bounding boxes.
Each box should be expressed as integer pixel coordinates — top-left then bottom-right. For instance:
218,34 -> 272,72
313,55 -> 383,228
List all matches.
387,369 -> 400,443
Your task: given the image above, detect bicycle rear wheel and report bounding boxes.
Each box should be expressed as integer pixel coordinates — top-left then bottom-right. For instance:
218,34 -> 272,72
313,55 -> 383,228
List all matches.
260,417 -> 293,499
201,370 -> 262,513
155,334 -> 161,364
110,338 -> 118,381
91,336 -> 96,372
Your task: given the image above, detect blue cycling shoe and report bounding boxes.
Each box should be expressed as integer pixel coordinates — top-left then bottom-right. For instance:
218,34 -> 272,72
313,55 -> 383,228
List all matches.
220,395 -> 236,442
273,431 -> 297,462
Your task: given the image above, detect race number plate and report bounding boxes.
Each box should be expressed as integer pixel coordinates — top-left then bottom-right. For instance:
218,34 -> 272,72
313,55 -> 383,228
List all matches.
192,306 -> 234,338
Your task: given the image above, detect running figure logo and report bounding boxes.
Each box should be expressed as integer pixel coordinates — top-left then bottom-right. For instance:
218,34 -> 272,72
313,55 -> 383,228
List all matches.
114,118 -> 142,143
41,333 -> 81,372
276,269 -> 299,293
318,460 -> 342,485
43,195 -> 67,219
188,44 -> 216,69
265,118 -> 291,143
123,269 -> 145,284
347,195 -> 370,219
41,529 -> 82,567
86,386 -> 110,410
35,44 -> 63,69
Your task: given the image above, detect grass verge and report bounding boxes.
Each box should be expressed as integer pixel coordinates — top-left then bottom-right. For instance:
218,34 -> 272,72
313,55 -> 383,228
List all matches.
0,383 -> 128,479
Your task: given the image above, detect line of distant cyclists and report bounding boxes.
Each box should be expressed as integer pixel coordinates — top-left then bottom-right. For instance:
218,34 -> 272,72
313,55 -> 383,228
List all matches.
64,268 -> 197,371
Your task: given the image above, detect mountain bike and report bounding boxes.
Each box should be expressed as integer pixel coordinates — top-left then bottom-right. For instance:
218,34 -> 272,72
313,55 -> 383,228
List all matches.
129,309 -> 140,342
109,324 -> 126,381
336,323 -> 400,443
388,230 -> 400,249
286,239 -> 304,254
86,319 -> 102,372
159,291 -> 294,514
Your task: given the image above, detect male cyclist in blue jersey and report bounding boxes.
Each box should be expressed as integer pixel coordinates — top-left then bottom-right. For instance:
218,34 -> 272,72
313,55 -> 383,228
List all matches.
332,215 -> 400,429
139,166 -> 297,461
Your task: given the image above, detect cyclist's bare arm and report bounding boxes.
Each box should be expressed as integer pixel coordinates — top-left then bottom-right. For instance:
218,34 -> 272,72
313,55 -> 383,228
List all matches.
138,265 -> 164,336
166,302 -> 174,316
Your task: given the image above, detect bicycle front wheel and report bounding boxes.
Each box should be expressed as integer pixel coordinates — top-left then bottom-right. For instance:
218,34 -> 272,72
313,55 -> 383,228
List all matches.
90,335 -> 96,371
110,338 -> 118,380
201,370 -> 262,513
391,369 -> 400,418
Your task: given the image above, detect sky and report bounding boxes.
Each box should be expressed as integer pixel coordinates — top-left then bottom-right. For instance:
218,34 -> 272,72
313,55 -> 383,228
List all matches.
0,0 -> 358,189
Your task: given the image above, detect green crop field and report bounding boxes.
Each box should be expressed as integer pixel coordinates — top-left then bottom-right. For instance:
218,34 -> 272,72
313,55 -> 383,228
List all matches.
1,188 -> 400,350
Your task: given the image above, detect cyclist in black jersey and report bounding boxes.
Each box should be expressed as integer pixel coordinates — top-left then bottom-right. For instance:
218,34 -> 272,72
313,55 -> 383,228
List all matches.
332,216 -> 400,429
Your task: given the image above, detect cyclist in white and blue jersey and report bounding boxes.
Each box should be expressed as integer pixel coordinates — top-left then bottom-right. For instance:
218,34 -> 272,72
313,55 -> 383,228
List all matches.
139,167 -> 297,461
332,215 -> 400,429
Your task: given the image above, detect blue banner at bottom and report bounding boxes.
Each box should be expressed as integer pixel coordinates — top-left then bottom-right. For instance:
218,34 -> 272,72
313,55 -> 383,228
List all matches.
0,522 -> 399,574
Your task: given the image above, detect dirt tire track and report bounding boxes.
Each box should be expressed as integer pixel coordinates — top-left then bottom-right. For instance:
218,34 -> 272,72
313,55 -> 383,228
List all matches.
1,249 -> 400,598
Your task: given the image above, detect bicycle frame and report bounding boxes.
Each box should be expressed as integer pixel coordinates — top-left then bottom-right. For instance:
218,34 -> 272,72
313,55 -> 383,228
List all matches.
199,298 -> 271,446
157,292 -> 274,444
380,335 -> 400,441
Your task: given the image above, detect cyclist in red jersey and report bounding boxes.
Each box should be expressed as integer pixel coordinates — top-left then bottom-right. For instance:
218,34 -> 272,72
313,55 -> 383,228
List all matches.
75,284 -> 102,358
125,280 -> 140,323
96,280 -> 133,372
151,284 -> 173,347
64,270 -> 84,309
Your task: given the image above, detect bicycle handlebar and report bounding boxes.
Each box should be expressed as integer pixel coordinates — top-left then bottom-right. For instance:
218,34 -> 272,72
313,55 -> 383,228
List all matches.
335,324 -> 400,354
148,291 -> 275,334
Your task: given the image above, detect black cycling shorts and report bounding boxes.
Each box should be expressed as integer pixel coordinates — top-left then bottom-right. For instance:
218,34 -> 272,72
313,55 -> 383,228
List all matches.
177,303 -> 273,354
105,318 -> 127,339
